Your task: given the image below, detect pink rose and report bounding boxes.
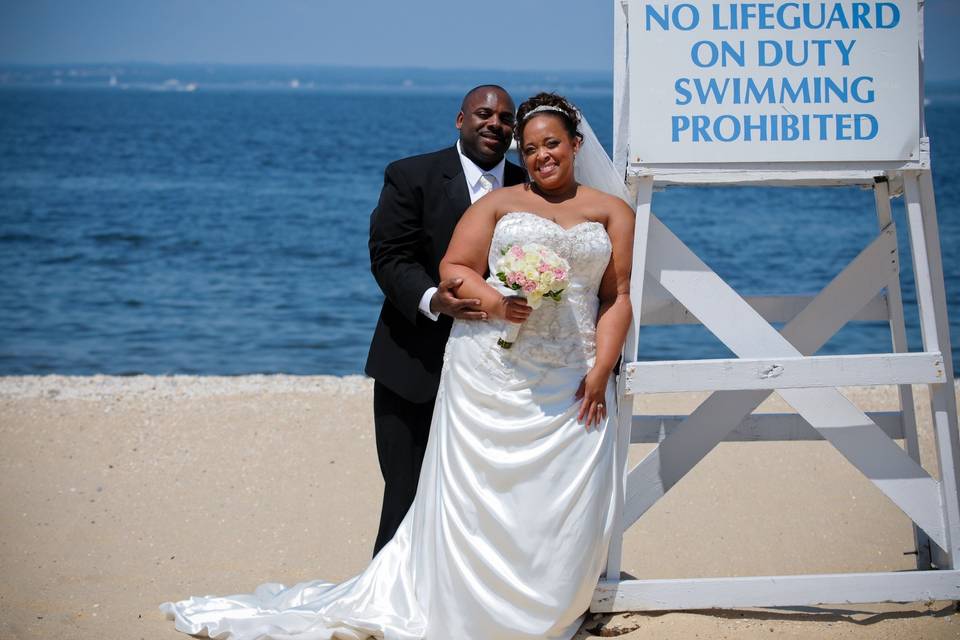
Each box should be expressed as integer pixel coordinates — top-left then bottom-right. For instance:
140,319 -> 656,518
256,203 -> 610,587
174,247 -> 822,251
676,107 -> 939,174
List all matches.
554,268 -> 567,280
510,246 -> 525,259
522,280 -> 537,293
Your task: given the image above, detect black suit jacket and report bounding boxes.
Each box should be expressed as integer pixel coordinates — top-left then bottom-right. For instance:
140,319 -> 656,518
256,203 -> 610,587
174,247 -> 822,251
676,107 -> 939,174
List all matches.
365,145 -> 526,403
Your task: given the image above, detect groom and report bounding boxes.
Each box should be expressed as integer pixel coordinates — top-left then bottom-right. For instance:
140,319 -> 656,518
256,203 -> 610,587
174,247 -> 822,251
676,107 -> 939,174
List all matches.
366,85 -> 526,555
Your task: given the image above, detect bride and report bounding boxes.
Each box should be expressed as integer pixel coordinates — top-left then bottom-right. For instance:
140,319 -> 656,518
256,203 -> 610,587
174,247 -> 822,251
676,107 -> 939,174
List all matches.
161,92 -> 635,640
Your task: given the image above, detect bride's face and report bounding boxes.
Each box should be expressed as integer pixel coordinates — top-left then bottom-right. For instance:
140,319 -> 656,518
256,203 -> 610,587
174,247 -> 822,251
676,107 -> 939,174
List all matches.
520,115 -> 580,192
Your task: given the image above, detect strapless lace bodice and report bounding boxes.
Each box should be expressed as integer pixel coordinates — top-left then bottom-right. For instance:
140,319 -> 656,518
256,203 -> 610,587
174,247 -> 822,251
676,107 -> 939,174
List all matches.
448,211 -> 612,369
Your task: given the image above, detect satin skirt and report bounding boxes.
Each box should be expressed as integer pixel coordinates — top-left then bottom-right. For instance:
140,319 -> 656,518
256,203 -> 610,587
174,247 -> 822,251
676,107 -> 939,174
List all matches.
161,320 -> 618,639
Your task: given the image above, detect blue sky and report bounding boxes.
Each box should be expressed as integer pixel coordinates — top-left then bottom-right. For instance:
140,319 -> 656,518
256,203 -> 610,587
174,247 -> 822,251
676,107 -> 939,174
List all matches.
1,0 -> 958,80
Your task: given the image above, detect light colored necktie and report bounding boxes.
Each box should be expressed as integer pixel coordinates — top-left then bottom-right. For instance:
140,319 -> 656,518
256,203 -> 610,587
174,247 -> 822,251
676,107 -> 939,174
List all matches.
478,173 -> 495,195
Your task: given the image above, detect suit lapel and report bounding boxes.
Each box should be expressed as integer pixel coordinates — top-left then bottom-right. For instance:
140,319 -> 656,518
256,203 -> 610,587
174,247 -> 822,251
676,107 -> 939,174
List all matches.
440,146 -> 527,214
440,147 -> 471,215
503,160 -> 527,187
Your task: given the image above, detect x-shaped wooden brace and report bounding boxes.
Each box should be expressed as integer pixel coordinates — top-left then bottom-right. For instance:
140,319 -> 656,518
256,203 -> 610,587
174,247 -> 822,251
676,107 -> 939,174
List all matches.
622,214 -> 946,550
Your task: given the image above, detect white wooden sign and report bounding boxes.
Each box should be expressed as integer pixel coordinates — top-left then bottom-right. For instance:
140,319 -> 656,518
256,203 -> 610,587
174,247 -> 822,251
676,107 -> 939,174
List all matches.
628,0 -> 920,164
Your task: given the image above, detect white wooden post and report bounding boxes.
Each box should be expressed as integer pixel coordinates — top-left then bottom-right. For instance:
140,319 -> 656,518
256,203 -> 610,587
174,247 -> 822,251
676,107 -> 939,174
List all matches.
612,0 -> 629,176
606,175 -> 653,581
873,178 -> 932,569
904,171 -> 960,567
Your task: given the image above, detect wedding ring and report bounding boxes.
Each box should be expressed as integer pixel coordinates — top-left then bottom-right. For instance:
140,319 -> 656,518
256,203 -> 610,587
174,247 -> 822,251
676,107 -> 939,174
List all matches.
597,403 -> 604,409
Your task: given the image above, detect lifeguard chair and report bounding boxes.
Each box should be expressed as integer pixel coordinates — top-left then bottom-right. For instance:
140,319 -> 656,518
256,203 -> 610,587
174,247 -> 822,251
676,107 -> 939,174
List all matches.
598,0 -> 960,610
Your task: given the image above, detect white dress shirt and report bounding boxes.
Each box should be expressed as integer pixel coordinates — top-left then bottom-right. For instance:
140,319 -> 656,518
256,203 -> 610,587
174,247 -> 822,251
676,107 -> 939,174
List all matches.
417,142 -> 507,320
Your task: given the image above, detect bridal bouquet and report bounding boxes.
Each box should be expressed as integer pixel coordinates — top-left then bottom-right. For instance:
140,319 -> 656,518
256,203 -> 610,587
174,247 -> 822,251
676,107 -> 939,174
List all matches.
494,243 -> 570,349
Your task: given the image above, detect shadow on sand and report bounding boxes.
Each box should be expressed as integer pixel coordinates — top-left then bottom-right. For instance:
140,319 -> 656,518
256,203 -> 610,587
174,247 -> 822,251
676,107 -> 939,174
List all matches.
578,601 -> 958,637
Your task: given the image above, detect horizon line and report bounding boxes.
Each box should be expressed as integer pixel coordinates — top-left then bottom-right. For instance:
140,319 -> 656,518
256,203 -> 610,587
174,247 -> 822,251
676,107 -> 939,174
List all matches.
0,61 -> 613,74
3,62 -> 959,84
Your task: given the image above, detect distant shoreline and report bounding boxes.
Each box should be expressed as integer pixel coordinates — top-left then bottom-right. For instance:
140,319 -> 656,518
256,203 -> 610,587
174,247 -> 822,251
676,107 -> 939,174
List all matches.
0,373 -> 374,399
2,64 -> 957,98
2,373 -> 956,401
0,63 -> 619,95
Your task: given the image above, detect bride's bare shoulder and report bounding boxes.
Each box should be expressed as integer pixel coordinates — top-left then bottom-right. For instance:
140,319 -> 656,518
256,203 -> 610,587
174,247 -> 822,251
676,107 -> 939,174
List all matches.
496,183 -> 532,199
578,185 -> 634,220
488,183 -> 536,214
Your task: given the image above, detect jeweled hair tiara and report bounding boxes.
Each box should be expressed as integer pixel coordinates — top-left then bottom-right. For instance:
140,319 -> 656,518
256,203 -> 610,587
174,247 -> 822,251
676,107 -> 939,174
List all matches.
521,105 -> 569,121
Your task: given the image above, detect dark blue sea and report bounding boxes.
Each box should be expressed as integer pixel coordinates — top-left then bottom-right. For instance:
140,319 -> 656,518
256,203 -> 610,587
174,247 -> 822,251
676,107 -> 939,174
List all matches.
1,65 -> 958,376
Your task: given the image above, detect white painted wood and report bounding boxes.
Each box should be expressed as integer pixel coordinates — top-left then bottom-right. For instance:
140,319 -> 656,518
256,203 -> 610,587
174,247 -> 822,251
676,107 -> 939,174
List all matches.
627,0 -> 921,166
919,4 -> 928,139
775,384 -> 944,552
626,161 -> 929,187
907,171 -> 960,566
782,234 -> 896,357
646,215 -> 866,357
631,412 -> 904,444
914,171 -> 956,385
622,225 -> 903,530
640,291 -> 889,326
874,179 -> 931,569
904,175 -> 941,353
612,0 -> 629,177
635,215 -> 947,549
601,0 -> 956,615
624,352 -> 944,394
784,225 -> 899,355
605,0 -> 648,581
605,175 -> 654,581
592,570 -> 960,612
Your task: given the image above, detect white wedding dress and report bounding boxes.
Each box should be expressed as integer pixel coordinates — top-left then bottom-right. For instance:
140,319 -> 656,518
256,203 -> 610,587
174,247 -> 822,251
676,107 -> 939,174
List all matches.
161,211 -> 618,640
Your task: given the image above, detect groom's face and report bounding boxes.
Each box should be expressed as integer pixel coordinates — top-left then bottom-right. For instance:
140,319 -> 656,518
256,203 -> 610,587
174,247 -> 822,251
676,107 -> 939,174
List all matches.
456,88 -> 515,171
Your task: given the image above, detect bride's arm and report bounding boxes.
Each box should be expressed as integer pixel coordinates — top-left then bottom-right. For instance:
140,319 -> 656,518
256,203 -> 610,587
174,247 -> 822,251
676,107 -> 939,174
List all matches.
439,196 -> 531,324
595,202 -> 635,371
577,198 -> 635,426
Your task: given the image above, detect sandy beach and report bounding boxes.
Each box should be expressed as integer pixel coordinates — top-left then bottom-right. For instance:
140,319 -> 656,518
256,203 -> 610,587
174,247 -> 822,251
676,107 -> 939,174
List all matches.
1,375 -> 958,639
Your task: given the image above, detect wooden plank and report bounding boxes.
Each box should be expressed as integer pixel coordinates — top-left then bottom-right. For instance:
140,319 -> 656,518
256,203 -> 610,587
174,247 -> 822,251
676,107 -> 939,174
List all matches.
607,175 -> 654,581
628,160 -> 928,187
624,352 -> 945,394
636,215 -> 947,549
904,175 -> 941,353
612,0 -> 629,175
608,0 -> 637,579
631,412 -> 904,444
623,225 -> 899,530
645,216 -> 892,357
907,171 -> 960,566
640,291 -> 889,326
780,224 -> 898,355
591,570 -> 960,612
874,179 -> 932,569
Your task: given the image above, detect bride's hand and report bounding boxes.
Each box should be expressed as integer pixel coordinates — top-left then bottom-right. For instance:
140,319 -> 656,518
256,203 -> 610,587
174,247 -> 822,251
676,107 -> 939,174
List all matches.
494,295 -> 532,323
575,367 -> 610,429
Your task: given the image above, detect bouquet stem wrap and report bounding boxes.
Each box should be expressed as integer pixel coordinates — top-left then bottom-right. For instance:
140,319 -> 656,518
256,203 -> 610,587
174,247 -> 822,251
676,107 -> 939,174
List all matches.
494,242 -> 570,350
497,306 -> 524,349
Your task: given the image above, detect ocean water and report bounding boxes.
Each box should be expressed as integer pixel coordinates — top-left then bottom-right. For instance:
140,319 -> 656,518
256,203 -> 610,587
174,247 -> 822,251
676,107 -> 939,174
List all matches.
0,66 -> 957,376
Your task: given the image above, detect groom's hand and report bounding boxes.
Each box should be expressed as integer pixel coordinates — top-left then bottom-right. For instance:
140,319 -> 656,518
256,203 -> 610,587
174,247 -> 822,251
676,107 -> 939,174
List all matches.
430,278 -> 486,320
